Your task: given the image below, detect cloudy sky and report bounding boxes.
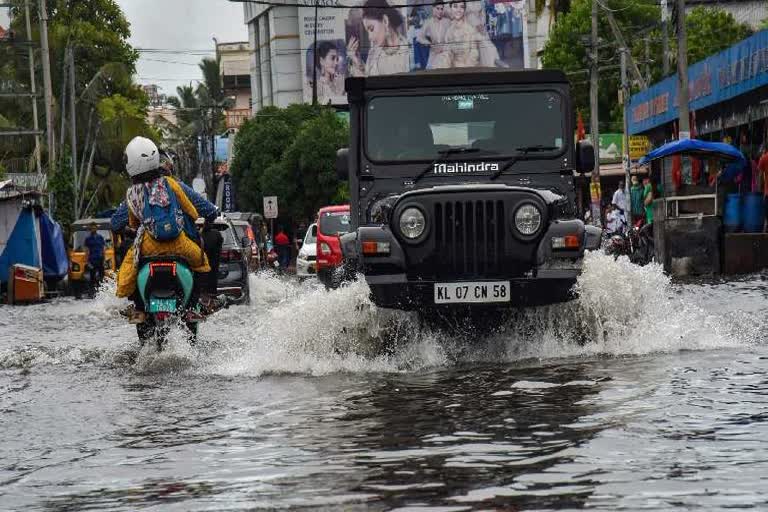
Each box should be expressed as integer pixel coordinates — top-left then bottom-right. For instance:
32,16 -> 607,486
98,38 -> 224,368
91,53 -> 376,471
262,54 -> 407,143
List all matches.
116,0 -> 248,98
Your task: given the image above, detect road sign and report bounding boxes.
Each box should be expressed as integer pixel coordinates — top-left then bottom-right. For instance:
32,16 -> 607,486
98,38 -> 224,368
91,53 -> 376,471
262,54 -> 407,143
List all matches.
263,196 -> 278,219
625,135 -> 650,160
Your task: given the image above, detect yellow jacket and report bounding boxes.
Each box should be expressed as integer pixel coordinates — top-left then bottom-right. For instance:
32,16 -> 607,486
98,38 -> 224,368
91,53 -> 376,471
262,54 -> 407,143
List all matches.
116,177 -> 210,298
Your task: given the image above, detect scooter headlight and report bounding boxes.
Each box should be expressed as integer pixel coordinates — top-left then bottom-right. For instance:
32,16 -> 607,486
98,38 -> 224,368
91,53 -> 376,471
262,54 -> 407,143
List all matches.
399,207 -> 426,240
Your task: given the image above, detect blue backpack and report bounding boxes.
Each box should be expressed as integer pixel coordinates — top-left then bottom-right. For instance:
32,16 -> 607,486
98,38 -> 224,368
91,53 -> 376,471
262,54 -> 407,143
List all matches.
141,181 -> 183,241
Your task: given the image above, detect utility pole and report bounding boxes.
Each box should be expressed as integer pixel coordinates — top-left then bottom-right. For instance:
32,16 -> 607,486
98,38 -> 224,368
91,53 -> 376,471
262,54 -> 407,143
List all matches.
644,37 -> 651,85
311,0 -> 319,106
661,0 -> 670,76
68,47 -> 78,217
620,48 -> 632,223
38,0 -> 55,172
23,0 -> 42,175
603,9 -> 647,89
589,0 -> 601,226
676,0 -> 690,138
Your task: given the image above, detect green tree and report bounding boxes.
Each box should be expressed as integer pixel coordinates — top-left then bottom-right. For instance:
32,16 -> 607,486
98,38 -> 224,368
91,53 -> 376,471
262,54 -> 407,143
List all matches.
541,2 -> 753,131
685,7 -> 753,64
230,105 -> 348,222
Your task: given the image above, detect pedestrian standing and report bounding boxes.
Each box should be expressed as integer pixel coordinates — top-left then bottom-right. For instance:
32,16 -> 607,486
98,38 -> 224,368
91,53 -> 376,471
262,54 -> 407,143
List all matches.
630,175 -> 644,225
612,181 -> 628,224
643,176 -> 655,225
274,227 -> 291,270
84,222 -> 106,291
757,144 -> 768,231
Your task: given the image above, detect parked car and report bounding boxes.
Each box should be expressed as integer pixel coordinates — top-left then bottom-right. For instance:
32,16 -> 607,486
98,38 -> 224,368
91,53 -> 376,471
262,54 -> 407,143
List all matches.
296,223 -> 318,280
230,219 -> 260,271
212,217 -> 251,305
316,205 -> 351,288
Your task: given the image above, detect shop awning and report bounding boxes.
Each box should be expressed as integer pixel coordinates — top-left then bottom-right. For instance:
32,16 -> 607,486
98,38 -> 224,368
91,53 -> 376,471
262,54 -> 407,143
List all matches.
639,139 -> 746,165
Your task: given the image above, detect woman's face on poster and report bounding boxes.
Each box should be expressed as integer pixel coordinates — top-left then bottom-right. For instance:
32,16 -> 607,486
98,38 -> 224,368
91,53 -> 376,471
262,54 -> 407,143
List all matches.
363,16 -> 389,47
321,48 -> 339,75
450,2 -> 465,20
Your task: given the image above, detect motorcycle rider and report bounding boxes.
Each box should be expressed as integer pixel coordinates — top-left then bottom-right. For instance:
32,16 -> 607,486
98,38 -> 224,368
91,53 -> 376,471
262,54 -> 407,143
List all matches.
113,136 -> 217,320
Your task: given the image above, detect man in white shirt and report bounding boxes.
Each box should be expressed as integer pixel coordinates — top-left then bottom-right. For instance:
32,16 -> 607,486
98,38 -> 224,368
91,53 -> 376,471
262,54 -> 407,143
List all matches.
612,181 -> 627,215
605,205 -> 621,234
611,181 -> 628,229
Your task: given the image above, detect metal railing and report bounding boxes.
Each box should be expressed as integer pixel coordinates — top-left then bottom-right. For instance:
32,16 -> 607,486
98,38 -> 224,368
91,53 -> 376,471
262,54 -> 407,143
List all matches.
225,108 -> 250,130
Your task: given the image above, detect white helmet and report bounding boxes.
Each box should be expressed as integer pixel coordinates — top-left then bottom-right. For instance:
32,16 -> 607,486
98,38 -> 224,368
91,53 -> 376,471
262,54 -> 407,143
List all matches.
124,136 -> 159,177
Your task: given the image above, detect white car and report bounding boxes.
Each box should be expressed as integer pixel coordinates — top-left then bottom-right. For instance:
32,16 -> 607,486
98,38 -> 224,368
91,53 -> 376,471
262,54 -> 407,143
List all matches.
296,223 -> 318,280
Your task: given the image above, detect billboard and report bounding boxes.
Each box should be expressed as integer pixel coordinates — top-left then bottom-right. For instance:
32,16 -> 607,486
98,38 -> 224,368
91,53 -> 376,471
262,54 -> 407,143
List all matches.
299,0 -> 529,105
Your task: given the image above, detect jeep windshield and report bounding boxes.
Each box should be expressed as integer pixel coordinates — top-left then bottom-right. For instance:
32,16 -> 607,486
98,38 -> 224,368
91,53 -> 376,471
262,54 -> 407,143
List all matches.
365,91 -> 565,162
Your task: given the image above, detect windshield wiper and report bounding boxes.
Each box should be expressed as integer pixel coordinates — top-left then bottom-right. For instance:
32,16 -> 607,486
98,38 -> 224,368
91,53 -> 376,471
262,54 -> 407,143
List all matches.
410,147 -> 481,185
490,145 -> 560,180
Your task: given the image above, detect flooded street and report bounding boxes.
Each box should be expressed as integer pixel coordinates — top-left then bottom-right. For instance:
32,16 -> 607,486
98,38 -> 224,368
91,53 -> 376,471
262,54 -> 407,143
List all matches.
2,253 -> 768,511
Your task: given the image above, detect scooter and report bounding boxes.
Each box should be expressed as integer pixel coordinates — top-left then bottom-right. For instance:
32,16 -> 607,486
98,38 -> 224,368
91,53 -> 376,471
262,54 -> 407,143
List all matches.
134,257 -> 201,349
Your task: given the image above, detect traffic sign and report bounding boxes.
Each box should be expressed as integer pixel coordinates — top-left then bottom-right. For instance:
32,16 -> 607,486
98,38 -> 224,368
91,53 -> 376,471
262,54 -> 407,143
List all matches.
263,196 -> 278,219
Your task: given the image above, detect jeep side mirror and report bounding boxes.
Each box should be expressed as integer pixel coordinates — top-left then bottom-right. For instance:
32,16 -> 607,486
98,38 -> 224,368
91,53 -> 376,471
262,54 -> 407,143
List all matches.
336,147 -> 349,180
575,140 -> 595,174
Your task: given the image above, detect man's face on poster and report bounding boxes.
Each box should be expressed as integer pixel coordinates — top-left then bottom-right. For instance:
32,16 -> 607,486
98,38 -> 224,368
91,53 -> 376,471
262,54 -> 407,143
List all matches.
433,4 -> 444,19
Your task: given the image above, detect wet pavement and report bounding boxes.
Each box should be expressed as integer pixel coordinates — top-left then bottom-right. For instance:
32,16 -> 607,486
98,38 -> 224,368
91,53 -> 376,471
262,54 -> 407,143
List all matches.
1,253 -> 768,511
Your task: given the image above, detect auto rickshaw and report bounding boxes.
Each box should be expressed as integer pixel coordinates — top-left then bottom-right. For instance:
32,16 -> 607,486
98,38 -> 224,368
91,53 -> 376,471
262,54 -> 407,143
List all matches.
68,218 -> 120,298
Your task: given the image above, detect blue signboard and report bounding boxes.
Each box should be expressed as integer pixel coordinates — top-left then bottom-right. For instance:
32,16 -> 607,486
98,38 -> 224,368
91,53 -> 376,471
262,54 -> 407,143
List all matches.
628,30 -> 768,135
221,174 -> 235,213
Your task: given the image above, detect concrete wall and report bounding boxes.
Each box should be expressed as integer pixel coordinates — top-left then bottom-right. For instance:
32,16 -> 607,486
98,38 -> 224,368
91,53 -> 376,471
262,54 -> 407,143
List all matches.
246,5 -> 303,113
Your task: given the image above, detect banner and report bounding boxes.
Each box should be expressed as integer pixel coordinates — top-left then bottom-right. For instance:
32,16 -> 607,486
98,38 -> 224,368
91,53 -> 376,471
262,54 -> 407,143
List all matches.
299,0 -> 529,105
628,30 -> 768,135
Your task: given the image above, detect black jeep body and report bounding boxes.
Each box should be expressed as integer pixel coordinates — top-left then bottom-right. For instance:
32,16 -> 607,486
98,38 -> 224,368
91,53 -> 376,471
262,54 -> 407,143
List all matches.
338,69 -> 600,310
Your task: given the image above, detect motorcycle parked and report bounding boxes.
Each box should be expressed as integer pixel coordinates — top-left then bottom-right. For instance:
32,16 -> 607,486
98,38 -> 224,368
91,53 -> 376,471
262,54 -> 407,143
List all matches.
134,258 -> 200,349
604,222 -> 655,266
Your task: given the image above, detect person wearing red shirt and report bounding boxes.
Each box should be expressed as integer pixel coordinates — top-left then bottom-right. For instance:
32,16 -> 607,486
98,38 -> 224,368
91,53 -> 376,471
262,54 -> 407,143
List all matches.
274,228 -> 291,269
758,145 -> 768,231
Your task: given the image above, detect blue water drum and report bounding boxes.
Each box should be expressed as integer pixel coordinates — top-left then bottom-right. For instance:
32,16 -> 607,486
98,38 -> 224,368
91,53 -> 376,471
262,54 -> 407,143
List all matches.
723,193 -> 742,233
742,192 -> 765,233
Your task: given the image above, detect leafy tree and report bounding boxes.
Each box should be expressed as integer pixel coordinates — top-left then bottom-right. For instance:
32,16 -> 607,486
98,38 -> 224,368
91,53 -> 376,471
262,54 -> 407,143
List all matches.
230,105 -> 348,223
541,2 -> 752,131
685,8 -> 752,64
164,58 -> 232,195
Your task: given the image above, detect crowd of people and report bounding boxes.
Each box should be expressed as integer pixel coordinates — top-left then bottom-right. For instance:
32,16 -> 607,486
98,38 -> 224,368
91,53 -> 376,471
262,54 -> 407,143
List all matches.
602,175 -> 658,235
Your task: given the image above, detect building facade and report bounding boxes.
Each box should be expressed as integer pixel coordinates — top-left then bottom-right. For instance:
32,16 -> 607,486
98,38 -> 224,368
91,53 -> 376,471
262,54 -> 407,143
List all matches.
243,0 -> 547,113
217,41 -> 253,131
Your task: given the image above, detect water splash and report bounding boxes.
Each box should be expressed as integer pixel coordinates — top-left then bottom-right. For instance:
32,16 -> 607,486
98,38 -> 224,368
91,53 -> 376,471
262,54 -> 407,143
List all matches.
0,253 -> 758,374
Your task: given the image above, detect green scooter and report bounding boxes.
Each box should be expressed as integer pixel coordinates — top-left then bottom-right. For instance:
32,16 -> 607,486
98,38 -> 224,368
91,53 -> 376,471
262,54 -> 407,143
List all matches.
135,258 -> 200,349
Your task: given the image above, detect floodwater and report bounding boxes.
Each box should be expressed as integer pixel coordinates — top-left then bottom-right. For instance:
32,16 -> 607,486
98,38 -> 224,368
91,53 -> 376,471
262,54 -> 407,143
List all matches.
2,252 -> 768,511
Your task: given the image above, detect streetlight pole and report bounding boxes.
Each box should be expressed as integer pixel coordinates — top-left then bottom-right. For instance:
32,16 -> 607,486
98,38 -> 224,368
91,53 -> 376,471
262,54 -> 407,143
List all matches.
38,0 -> 55,172
23,0 -> 42,175
676,0 -> 689,138
589,0 -> 602,226
311,0 -> 319,106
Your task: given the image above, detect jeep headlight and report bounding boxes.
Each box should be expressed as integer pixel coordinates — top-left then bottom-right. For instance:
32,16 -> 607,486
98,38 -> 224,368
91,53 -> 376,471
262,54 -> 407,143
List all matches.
399,207 -> 426,240
514,204 -> 542,236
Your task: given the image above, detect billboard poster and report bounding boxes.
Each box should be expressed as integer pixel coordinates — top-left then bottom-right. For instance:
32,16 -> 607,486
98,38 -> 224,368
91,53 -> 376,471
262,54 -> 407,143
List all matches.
299,0 -> 529,105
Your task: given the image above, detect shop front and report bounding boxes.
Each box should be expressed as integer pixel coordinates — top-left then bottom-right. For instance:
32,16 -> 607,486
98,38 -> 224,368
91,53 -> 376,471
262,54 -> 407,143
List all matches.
628,30 -> 768,275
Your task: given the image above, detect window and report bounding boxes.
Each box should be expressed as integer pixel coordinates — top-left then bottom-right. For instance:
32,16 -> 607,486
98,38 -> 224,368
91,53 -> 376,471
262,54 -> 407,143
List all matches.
366,91 -> 565,162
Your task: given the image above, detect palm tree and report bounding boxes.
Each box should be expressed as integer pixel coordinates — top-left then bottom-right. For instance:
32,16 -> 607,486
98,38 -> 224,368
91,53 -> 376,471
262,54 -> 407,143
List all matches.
166,58 -> 232,194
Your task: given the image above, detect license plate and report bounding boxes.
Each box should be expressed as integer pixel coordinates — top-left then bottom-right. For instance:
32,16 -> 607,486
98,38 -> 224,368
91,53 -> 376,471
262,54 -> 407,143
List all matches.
148,298 -> 177,313
434,281 -> 511,304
